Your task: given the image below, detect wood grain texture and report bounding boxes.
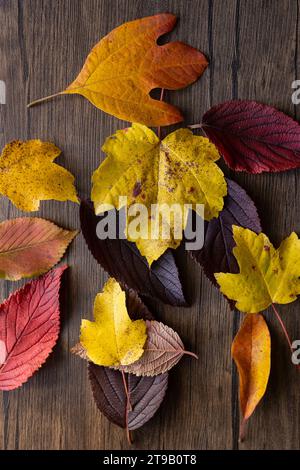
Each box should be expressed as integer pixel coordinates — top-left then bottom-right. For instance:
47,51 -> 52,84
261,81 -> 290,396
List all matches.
0,0 -> 300,450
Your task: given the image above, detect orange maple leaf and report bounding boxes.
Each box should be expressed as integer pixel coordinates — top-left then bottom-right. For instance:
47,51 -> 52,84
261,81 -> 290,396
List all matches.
28,14 -> 208,126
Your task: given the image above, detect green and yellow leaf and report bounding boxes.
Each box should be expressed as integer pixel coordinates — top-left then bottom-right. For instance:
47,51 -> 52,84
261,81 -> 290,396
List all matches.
215,226 -> 300,313
92,124 -> 227,264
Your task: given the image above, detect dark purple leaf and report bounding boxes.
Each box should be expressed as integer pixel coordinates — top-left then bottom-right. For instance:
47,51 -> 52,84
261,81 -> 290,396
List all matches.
88,364 -> 168,430
190,179 -> 261,294
80,200 -> 186,306
202,100 -> 300,173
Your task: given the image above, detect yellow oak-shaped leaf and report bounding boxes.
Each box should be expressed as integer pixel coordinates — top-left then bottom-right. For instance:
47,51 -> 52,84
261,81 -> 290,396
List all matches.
232,314 -> 270,429
215,226 -> 300,313
0,140 -> 78,211
91,124 -> 227,264
80,278 -> 147,367
28,14 -> 207,126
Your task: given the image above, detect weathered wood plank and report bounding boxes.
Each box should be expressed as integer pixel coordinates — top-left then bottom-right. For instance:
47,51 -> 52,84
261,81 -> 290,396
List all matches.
0,0 -> 299,450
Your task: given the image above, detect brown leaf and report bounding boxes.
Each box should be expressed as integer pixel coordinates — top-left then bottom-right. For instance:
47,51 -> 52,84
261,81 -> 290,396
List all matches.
70,343 -> 88,360
119,320 -> 197,376
89,364 -> 168,430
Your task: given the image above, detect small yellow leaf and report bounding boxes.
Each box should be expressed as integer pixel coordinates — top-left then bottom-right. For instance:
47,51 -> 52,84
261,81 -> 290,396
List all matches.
80,278 -> 147,367
0,140 -> 78,211
232,314 -> 270,422
91,124 -> 227,264
215,226 -> 300,313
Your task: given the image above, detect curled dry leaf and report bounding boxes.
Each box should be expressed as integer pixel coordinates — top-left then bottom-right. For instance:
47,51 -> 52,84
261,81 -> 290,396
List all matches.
29,13 -> 208,126
80,279 -> 147,367
88,363 -> 168,431
70,342 -> 88,360
202,100 -> 300,173
0,217 -> 77,280
80,200 -> 186,306
119,320 -> 197,376
190,179 -> 261,306
92,124 -> 227,264
215,226 -> 300,313
0,266 -> 67,391
0,140 -> 78,211
232,313 -> 271,439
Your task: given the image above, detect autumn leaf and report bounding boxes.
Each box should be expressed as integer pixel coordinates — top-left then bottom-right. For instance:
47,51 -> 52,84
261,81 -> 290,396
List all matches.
28,14 -> 208,126
232,314 -> 271,439
88,364 -> 168,430
190,179 -> 261,304
80,278 -> 147,367
0,217 -> 77,280
70,342 -> 88,360
80,200 -> 186,305
0,266 -> 66,391
72,287 -> 153,361
88,290 -> 167,435
118,320 -> 197,376
92,124 -> 227,264
215,226 -> 300,313
0,140 -> 78,211
201,100 -> 300,173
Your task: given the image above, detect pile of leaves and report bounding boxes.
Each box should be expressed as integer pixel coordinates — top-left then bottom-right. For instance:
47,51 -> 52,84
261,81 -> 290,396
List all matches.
1,13 -> 300,443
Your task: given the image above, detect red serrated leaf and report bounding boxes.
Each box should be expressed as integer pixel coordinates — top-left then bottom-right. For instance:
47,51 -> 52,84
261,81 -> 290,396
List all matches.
0,217 -> 77,280
0,266 -> 66,390
202,100 -> 300,173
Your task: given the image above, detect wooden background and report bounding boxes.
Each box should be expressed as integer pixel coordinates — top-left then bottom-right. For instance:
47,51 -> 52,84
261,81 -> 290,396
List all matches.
1,0 -> 300,450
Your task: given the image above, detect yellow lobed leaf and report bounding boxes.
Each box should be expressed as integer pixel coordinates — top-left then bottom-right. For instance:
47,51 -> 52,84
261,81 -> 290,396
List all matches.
62,13 -> 208,126
232,314 -> 271,422
92,124 -> 227,265
80,278 -> 147,367
0,140 -> 78,211
215,226 -> 300,313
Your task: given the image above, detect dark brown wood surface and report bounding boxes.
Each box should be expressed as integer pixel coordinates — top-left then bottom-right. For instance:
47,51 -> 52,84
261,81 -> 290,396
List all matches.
0,0 -> 300,450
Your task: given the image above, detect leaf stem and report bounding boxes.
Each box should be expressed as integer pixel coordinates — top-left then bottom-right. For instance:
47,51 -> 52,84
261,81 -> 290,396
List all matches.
271,304 -> 300,370
271,303 -> 293,351
182,350 -> 198,359
239,418 -> 247,442
187,123 -> 203,129
27,91 -> 63,108
121,369 -> 133,445
157,88 -> 165,140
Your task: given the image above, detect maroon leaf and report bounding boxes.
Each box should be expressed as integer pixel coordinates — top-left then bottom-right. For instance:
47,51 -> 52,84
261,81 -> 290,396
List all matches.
0,266 -> 66,390
88,364 -> 168,430
80,200 -> 186,306
202,100 -> 300,173
190,179 -> 261,295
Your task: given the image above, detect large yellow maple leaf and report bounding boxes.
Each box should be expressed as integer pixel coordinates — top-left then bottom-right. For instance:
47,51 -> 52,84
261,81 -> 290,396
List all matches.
80,278 -> 147,367
28,14 -> 208,126
0,140 -> 78,211
215,225 -> 300,313
91,124 -> 227,265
